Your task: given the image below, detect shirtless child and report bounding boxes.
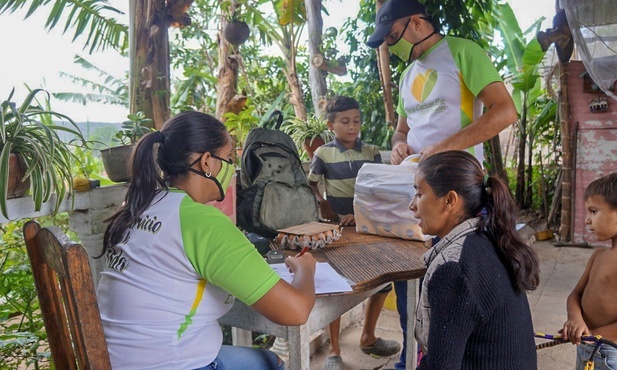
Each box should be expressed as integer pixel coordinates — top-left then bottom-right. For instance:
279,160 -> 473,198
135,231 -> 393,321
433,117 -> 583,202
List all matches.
562,173 -> 617,370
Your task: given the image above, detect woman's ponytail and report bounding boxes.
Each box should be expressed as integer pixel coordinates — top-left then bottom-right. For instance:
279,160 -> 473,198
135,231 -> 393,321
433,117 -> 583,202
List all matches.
101,132 -> 165,255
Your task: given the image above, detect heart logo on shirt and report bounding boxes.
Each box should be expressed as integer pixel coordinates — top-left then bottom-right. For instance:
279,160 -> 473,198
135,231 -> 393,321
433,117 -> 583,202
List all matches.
411,69 -> 438,103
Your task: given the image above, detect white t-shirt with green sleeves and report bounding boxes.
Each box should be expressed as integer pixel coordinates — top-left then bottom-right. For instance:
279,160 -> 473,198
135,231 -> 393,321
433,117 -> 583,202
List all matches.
396,36 -> 502,164
97,190 -> 280,370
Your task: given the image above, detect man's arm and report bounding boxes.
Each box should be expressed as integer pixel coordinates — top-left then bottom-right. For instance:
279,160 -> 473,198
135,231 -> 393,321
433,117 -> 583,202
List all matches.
390,115 -> 414,165
419,81 -> 517,160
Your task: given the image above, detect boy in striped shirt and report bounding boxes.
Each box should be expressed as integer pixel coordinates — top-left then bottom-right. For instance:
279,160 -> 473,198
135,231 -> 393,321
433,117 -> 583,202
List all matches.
308,96 -> 400,370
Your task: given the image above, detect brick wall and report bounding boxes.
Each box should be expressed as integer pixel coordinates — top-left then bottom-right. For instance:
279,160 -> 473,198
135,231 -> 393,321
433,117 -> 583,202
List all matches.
567,61 -> 617,245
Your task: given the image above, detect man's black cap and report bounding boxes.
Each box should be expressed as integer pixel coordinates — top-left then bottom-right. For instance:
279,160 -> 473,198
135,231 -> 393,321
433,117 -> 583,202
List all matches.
366,0 -> 427,48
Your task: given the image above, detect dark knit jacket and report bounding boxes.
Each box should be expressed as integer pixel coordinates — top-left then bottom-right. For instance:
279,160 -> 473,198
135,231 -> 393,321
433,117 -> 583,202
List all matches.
417,223 -> 537,370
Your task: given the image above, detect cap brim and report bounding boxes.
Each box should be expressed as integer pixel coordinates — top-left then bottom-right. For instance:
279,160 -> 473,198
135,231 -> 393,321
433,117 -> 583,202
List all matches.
366,21 -> 393,48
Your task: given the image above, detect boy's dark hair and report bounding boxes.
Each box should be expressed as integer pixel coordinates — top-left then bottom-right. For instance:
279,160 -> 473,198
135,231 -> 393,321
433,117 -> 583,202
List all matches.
584,173 -> 617,209
319,96 -> 360,122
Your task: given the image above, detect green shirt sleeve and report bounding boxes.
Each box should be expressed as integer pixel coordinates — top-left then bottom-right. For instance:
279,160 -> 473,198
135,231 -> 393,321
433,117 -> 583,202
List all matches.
446,36 -> 502,97
179,196 -> 280,306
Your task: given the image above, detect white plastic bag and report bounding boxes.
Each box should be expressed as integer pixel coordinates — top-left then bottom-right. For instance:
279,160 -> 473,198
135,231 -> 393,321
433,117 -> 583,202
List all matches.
353,159 -> 427,241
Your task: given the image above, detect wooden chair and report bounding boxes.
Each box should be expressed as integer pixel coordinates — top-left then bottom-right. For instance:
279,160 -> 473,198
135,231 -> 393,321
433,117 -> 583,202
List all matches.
23,221 -> 112,370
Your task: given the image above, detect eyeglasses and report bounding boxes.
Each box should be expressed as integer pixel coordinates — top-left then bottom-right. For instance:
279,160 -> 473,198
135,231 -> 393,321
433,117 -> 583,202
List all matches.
188,153 -> 233,169
211,154 -> 233,165
386,16 -> 432,45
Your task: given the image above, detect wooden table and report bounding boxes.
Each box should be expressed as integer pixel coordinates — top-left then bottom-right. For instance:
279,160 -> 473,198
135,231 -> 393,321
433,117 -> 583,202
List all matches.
219,229 -> 428,370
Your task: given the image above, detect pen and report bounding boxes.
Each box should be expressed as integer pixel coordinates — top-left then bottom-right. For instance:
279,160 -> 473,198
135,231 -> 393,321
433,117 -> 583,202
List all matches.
296,246 -> 310,257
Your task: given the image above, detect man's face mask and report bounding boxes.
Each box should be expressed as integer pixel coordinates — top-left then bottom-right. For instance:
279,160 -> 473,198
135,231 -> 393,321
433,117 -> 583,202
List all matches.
387,17 -> 436,62
388,19 -> 413,62
188,154 -> 235,201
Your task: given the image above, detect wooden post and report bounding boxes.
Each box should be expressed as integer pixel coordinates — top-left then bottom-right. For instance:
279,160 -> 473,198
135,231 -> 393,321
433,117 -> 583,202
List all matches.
559,61 -> 572,241
305,0 -> 327,116
375,0 -> 396,127
129,0 -> 171,130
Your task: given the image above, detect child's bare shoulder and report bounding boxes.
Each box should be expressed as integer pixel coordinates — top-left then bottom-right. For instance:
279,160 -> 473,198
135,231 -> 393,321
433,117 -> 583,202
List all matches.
588,247 -> 617,272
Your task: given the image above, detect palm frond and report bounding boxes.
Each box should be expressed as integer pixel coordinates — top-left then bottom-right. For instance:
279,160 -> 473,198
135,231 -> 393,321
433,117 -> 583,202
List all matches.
0,0 -> 128,52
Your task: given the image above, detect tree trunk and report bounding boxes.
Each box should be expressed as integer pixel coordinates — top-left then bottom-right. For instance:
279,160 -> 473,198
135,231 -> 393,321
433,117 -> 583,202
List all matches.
284,64 -> 307,121
130,0 -> 170,130
488,135 -> 508,187
525,126 -> 534,208
305,0 -> 327,115
375,0 -> 396,127
215,1 -> 239,121
282,29 -> 307,121
515,94 -> 527,207
558,62 -> 572,241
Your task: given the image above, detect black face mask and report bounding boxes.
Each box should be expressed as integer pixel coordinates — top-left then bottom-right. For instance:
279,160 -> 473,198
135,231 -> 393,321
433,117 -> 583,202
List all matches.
188,155 -> 234,201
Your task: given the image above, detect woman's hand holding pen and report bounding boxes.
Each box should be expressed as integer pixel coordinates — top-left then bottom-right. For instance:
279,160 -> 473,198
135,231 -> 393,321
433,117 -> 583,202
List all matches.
284,247 -> 316,307
285,246 -> 316,276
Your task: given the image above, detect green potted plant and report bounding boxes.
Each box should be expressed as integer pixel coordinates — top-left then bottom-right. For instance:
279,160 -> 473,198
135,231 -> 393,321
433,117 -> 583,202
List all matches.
282,113 -> 334,159
222,103 -> 259,160
0,88 -> 87,219
100,111 -> 153,182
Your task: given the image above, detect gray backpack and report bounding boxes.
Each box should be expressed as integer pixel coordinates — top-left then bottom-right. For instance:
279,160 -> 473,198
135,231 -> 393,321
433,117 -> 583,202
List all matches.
236,111 -> 319,238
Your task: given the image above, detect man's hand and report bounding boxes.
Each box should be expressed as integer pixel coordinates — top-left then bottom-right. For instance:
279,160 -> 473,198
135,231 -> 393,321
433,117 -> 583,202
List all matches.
418,142 -> 449,161
391,142 -> 413,165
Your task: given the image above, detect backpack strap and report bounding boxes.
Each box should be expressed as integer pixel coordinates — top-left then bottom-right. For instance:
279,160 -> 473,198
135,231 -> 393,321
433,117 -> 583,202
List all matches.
262,110 -> 284,130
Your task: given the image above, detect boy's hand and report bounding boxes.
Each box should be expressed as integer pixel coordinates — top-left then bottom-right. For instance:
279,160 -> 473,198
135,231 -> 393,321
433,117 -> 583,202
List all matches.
339,214 -> 355,227
319,200 -> 338,222
562,317 -> 590,344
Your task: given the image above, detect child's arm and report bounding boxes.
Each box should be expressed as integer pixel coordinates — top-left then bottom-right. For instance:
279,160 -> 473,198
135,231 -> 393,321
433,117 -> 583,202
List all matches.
309,180 -> 337,222
562,250 -> 600,344
339,214 -> 355,226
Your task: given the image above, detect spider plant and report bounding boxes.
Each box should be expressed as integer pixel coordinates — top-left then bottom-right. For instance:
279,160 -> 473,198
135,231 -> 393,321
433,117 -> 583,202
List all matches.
0,88 -> 87,219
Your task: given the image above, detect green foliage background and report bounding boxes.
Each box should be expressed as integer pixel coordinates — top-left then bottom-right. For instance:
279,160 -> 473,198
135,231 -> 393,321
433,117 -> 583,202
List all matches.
0,0 -> 563,366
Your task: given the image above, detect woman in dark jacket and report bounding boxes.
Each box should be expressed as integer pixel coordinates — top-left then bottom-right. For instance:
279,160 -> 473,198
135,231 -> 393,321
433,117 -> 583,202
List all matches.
410,150 -> 539,369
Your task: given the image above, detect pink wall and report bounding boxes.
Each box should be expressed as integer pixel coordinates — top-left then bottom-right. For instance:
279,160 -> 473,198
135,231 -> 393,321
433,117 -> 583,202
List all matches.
567,61 -> 617,245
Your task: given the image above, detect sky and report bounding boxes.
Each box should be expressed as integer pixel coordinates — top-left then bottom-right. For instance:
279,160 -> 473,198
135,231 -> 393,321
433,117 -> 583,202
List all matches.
0,0 -> 556,123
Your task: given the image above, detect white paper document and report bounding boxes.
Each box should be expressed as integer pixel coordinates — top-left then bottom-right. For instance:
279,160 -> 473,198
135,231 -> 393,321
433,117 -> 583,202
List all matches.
270,262 -> 353,294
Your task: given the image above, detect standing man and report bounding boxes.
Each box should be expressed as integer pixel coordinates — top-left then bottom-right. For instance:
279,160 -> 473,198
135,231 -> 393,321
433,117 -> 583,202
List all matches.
366,0 -> 517,368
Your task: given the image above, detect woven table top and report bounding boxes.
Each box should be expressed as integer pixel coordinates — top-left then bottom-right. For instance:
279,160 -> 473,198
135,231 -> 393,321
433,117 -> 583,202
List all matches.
279,227 -> 429,294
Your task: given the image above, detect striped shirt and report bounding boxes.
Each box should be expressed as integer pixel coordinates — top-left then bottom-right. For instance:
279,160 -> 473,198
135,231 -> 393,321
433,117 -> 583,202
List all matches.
308,138 -> 381,215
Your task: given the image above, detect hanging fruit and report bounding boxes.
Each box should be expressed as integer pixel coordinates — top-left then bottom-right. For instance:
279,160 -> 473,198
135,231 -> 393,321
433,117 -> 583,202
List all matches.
224,19 -> 250,45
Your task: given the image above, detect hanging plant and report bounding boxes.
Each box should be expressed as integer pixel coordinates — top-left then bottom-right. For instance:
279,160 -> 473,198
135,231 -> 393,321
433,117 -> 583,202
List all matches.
223,8 -> 250,46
